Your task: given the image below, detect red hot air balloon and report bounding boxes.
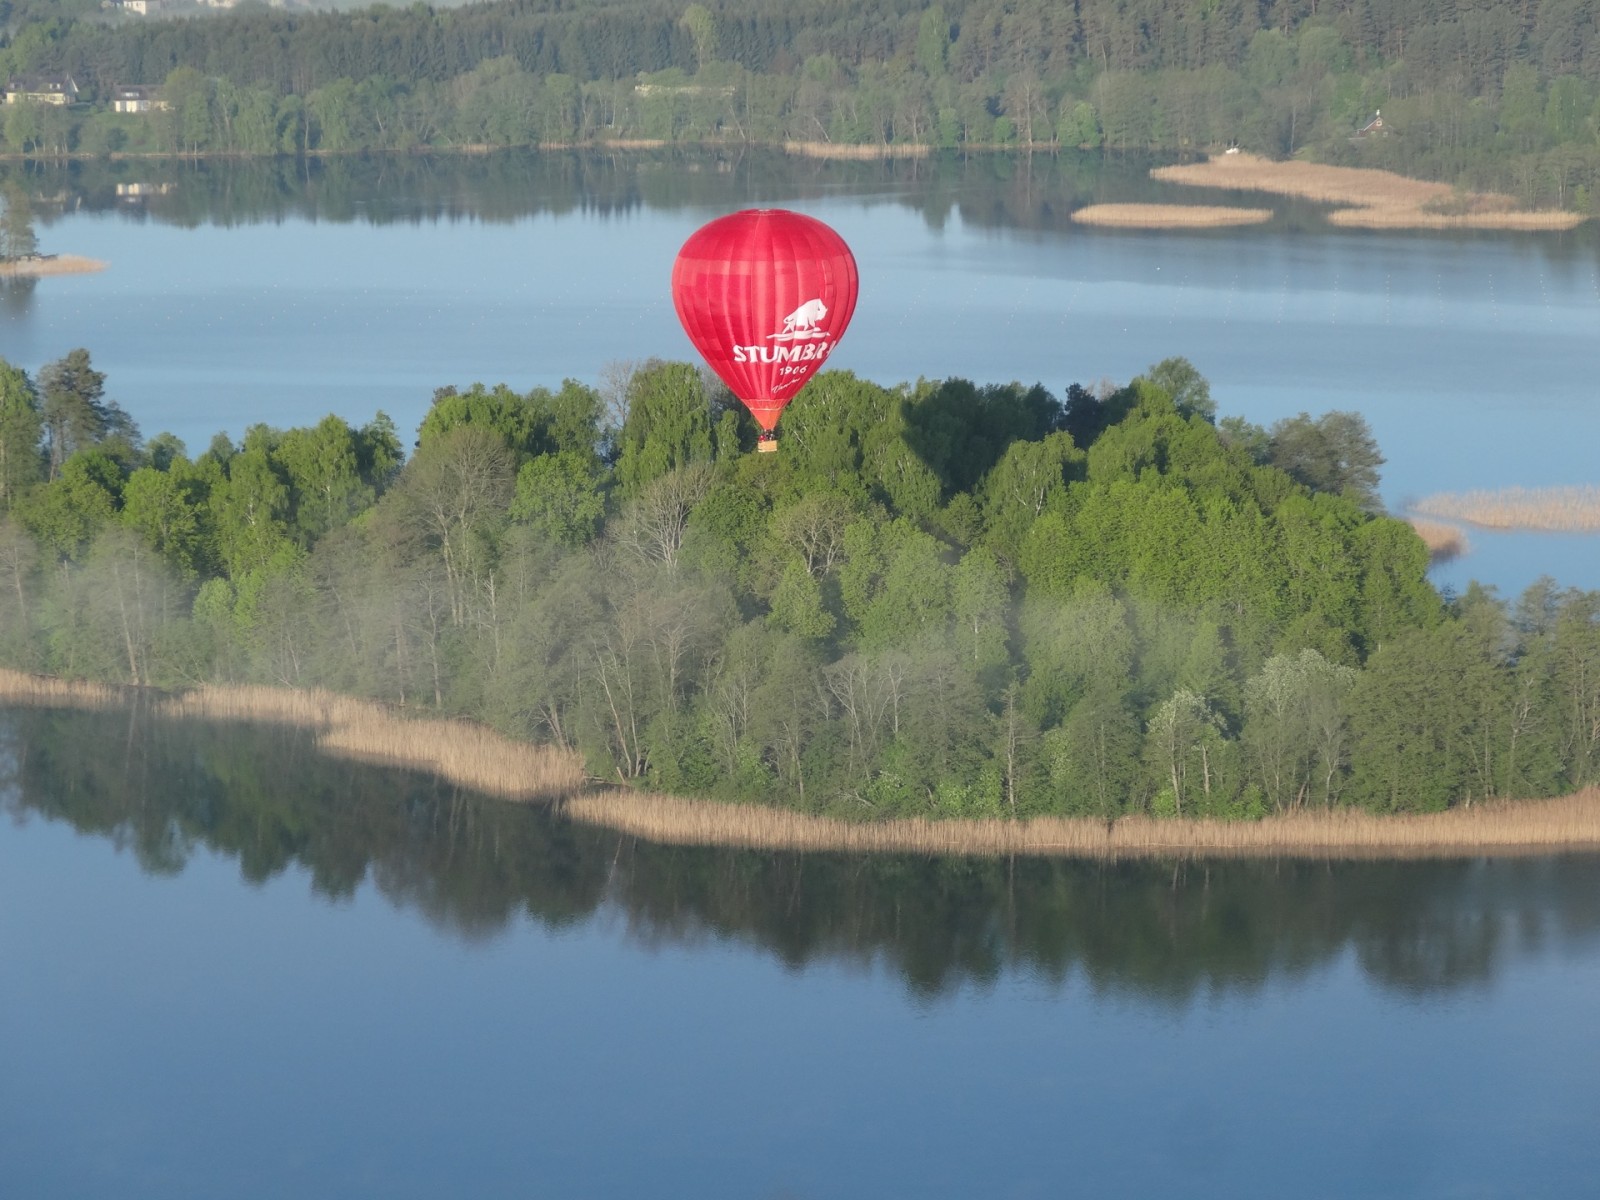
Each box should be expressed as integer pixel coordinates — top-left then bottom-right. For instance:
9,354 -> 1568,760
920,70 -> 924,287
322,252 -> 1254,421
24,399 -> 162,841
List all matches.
671,209 -> 859,451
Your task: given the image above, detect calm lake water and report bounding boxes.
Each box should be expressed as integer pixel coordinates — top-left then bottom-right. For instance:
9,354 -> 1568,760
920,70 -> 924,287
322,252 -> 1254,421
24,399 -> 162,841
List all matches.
4,153 -> 1598,1197
0,149 -> 1596,594
4,706 -> 1600,1199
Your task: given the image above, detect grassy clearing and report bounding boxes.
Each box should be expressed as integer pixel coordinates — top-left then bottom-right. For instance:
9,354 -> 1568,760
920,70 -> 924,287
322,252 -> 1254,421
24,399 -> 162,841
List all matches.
1414,485 -> 1600,532
782,141 -> 930,160
565,788 -> 1600,859
0,671 -> 585,801
0,255 -> 108,278
1071,203 -> 1273,228
1406,518 -> 1472,563
1151,153 -> 1585,231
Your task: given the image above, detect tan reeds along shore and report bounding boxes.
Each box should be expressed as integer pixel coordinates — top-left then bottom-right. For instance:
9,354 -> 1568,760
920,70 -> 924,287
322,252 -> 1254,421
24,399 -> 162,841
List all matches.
565,789 -> 1600,860
782,141 -> 931,160
0,669 -> 585,802
5,668 -> 1598,859
1151,153 -> 1585,231
1414,485 -> 1600,533
1406,517 -> 1472,563
1071,203 -> 1273,229
0,255 -> 108,278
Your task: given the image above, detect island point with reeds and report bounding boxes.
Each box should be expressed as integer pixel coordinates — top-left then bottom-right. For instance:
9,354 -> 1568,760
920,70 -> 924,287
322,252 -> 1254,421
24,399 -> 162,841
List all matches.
3,345 -> 1599,860
1149,153 -> 1586,231
0,254 -> 106,279
6,669 -> 1598,860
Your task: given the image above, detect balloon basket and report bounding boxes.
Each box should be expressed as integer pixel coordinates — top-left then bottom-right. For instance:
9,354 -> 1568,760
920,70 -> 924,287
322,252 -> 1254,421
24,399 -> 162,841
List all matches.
756,439 -> 779,453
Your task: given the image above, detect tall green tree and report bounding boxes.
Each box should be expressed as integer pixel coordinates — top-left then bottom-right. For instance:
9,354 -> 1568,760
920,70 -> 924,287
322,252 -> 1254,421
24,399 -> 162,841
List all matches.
1243,648 -> 1358,810
122,465 -> 209,578
275,414 -> 370,541
0,358 -> 42,508
38,349 -> 130,478
614,362 -> 717,492
680,4 -> 718,72
1268,411 -> 1385,511
18,450 -> 123,560
211,442 -> 293,579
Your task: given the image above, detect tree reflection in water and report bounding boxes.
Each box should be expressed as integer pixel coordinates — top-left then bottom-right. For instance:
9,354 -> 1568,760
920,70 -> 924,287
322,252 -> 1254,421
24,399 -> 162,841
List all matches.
5,705 -> 1598,1002
9,147 -> 1600,267
0,275 -> 36,318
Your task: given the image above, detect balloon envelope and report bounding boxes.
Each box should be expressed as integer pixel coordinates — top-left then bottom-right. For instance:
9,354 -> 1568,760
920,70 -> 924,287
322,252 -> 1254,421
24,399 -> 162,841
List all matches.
671,209 -> 859,432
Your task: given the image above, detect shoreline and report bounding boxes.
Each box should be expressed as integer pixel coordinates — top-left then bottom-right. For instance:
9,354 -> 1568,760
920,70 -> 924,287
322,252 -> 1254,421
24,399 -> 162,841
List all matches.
565,789 -> 1600,861
4,669 -> 1598,860
6,142 -> 1581,234
0,670 -> 585,802
781,140 -> 932,160
0,254 -> 107,278
1071,203 -> 1272,229
0,138 -> 1054,165
1151,153 -> 1585,231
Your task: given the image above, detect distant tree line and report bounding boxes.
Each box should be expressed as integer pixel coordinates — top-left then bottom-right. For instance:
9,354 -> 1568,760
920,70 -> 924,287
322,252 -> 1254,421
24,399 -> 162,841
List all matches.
2,347 -> 1597,819
4,0 -> 1600,208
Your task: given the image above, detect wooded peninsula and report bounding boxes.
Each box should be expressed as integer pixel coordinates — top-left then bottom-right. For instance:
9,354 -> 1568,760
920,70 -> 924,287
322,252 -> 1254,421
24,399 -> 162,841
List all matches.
2,348 -> 1598,844
4,0 -> 1600,215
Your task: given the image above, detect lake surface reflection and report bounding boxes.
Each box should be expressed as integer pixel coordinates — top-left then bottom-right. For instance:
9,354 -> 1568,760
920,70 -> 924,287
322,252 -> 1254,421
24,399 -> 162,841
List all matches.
1,150 -> 1596,594
4,706 -> 1599,1198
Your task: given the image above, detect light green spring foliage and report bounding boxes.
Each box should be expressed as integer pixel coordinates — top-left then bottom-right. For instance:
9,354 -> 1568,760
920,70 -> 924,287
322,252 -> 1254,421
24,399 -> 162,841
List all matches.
0,349 -> 1594,819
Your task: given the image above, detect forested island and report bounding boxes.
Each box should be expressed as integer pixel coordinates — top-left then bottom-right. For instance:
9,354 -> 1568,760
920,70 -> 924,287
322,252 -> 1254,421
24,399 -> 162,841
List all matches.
2,348 -> 1598,832
3,0 -> 1600,212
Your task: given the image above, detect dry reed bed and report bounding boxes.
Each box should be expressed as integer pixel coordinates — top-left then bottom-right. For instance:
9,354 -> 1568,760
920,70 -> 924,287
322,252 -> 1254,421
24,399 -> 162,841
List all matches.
0,255 -> 108,278
1328,207 -> 1583,230
316,717 -> 584,800
1151,153 -> 1585,231
0,671 -> 585,801
1406,518 -> 1472,563
0,668 -> 126,710
1413,485 -> 1600,532
1071,203 -> 1273,228
537,138 -> 669,151
565,789 -> 1600,859
161,684 -> 586,800
783,141 -> 930,160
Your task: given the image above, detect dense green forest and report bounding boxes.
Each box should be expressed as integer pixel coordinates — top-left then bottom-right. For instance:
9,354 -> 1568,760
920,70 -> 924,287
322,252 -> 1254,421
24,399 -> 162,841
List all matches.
2,348 -> 1598,818
5,0 -> 1600,208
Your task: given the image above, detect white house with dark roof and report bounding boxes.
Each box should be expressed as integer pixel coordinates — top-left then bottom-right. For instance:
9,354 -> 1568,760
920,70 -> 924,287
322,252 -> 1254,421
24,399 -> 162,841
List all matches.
112,85 -> 168,114
3,73 -> 81,106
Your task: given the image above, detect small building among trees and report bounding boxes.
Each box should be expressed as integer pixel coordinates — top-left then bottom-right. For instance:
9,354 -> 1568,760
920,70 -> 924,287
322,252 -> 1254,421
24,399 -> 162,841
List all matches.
111,85 -> 168,114
1352,110 -> 1388,139
2,74 -> 81,106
